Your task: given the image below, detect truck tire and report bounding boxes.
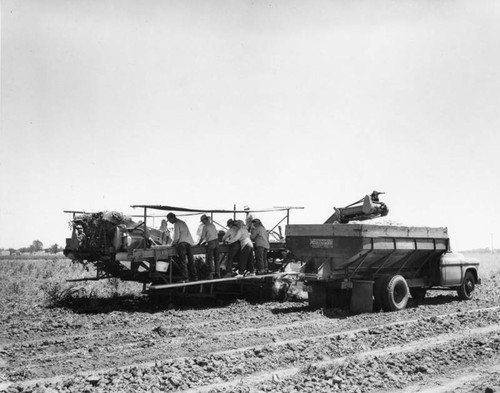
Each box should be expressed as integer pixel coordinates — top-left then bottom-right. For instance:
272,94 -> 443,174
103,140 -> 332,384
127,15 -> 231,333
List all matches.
457,270 -> 475,300
410,287 -> 427,302
381,275 -> 410,312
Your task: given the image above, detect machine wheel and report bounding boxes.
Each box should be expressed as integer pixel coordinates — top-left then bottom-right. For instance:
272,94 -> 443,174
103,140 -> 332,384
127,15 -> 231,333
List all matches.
410,287 -> 427,302
381,275 -> 410,312
457,271 -> 475,300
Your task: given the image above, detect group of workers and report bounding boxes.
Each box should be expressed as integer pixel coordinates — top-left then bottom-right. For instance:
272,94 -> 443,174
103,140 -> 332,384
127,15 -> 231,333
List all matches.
164,207 -> 271,282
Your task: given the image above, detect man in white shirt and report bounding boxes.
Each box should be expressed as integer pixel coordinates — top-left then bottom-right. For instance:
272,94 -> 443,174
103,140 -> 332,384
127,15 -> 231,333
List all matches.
250,218 -> 270,274
222,219 -> 241,277
167,213 -> 197,282
244,205 -> 254,231
235,220 -> 255,277
198,214 -> 220,279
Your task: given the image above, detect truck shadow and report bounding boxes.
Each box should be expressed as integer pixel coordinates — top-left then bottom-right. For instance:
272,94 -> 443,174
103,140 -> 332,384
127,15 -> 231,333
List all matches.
270,294 -> 464,319
412,294 -> 462,306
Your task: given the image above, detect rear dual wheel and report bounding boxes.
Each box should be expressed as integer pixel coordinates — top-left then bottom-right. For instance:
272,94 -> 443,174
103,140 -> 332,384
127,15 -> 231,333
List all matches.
374,275 -> 410,312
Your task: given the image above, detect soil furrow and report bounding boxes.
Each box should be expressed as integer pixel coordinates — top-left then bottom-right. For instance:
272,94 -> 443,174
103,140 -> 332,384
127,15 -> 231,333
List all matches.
3,323 -> 499,393
2,309 -> 500,390
211,330 -> 500,393
391,361 -> 500,393
187,326 -> 500,393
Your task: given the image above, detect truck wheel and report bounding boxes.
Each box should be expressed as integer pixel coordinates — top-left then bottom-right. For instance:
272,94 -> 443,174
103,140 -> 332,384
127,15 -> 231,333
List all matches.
382,275 -> 410,312
457,271 -> 475,300
410,287 -> 427,302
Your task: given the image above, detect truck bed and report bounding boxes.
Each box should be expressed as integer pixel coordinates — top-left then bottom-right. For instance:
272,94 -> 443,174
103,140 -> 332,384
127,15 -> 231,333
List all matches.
285,224 -> 449,281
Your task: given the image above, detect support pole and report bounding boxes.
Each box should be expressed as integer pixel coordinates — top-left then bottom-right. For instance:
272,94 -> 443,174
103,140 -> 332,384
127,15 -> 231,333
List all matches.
143,207 -> 148,249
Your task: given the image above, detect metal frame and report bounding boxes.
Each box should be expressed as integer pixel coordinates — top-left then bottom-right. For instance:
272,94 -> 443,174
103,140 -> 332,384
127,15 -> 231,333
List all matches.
130,204 -> 303,252
126,204 -> 303,288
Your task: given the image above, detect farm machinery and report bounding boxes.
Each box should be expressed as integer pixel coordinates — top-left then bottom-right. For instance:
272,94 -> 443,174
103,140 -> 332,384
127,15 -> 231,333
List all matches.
324,190 -> 388,224
64,193 -> 480,312
64,205 -> 302,301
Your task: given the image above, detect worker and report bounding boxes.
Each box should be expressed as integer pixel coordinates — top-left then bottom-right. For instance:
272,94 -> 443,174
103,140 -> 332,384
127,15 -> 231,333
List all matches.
222,219 -> 241,277
250,218 -> 270,274
166,213 -> 197,282
159,219 -> 171,245
198,214 -> 220,279
235,220 -> 255,277
243,205 -> 254,231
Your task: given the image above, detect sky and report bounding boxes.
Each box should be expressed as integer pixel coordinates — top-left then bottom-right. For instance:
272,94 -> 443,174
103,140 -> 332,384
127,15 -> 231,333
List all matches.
1,0 -> 499,252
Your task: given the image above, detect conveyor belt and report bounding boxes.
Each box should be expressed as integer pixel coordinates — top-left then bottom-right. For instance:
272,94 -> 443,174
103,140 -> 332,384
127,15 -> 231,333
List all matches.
147,271 -> 299,290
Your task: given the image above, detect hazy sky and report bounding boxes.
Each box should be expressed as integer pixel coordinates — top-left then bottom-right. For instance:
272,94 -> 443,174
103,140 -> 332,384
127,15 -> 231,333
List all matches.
1,0 -> 499,251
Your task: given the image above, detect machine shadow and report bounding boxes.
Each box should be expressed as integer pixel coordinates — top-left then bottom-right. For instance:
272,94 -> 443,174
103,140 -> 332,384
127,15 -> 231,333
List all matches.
45,293 -> 226,314
47,292 -> 309,315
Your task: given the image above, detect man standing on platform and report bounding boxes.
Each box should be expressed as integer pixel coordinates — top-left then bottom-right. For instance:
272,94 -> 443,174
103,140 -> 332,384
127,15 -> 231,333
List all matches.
244,205 -> 254,231
222,219 -> 241,277
198,214 -> 220,279
167,212 -> 197,282
251,218 -> 270,274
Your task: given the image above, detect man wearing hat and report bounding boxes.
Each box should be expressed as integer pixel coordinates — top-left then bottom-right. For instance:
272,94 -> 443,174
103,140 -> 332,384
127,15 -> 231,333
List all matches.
235,219 -> 255,277
222,219 -> 242,277
198,214 -> 220,279
167,212 -> 197,282
250,218 -> 270,274
243,205 -> 255,231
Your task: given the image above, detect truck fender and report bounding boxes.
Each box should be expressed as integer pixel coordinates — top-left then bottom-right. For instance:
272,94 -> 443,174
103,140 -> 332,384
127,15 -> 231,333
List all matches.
440,252 -> 479,287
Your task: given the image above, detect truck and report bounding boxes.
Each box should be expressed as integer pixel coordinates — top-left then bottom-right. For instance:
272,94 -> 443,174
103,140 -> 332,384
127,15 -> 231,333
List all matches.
286,223 -> 480,312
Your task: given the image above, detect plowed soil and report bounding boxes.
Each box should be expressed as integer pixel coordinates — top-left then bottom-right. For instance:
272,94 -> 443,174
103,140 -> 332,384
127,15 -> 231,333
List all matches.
1,258 -> 500,393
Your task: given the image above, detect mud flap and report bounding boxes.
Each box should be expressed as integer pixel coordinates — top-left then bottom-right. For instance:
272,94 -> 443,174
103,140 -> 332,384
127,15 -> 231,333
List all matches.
350,280 -> 374,314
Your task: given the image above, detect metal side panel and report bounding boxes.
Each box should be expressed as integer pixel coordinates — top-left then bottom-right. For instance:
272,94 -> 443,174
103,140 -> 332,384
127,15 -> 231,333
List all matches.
286,224 -> 448,239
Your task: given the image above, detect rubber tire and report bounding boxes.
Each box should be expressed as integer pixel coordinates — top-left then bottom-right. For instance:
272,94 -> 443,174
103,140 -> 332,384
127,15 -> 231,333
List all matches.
381,275 -> 410,312
457,270 -> 475,300
410,287 -> 427,302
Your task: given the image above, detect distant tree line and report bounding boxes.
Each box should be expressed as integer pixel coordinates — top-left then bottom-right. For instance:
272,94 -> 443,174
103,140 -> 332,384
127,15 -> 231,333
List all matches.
461,248 -> 498,254
0,240 -> 63,255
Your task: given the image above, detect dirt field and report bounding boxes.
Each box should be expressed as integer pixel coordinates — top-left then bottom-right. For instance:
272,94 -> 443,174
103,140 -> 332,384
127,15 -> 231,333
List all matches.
1,254 -> 499,393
